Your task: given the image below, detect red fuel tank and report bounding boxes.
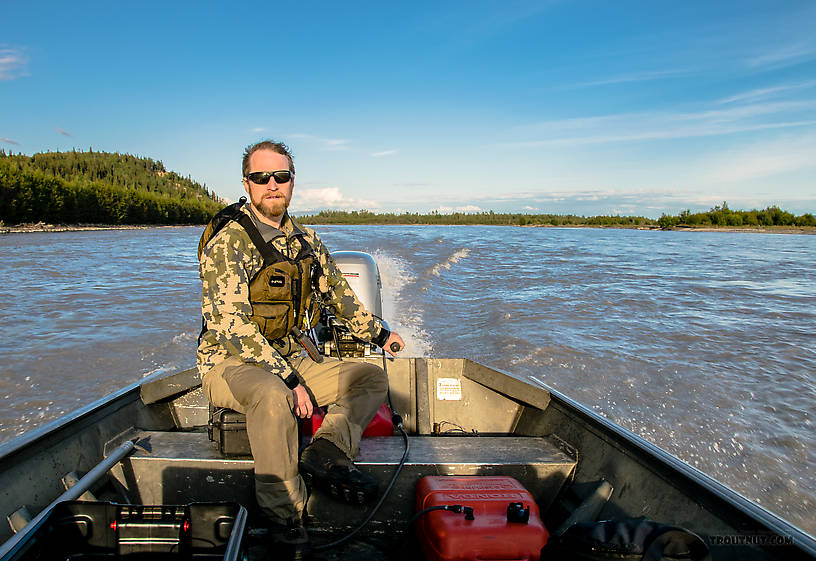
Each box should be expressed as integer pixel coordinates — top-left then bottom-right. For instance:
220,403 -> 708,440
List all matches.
415,476 -> 549,561
301,403 -> 394,437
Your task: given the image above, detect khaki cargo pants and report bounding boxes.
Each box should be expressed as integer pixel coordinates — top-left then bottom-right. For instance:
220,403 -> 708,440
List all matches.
202,355 -> 388,523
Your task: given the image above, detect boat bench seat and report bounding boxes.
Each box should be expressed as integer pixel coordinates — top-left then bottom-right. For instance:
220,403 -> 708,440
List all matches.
112,430 -> 576,532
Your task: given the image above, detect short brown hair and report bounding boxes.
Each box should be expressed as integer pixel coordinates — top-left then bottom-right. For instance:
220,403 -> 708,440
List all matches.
242,140 -> 295,177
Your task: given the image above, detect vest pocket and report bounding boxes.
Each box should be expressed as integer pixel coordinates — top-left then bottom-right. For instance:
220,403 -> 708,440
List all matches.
255,265 -> 294,300
250,302 -> 293,341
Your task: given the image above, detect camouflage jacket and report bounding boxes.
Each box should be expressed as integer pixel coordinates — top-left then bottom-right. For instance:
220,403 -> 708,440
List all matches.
197,204 -> 386,378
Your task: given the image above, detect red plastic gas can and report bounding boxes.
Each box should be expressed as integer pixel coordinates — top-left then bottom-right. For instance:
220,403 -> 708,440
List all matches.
415,476 -> 549,561
302,403 -> 394,437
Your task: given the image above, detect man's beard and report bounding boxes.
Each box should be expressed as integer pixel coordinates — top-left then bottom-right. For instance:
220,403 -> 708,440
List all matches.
252,194 -> 289,221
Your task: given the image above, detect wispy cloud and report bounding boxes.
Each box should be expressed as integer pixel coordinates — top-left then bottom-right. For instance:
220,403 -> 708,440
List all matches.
370,149 -> 398,157
426,188 -> 667,215
433,204 -> 483,213
503,100 -> 816,147
289,133 -> 351,151
251,127 -> 265,133
56,127 -> 72,137
701,132 -> 816,184
290,186 -> 378,212
0,48 -> 28,81
570,69 -> 692,88
487,188 -> 698,206
719,81 -> 816,104
747,41 -> 816,70
1,137 -> 20,145
425,188 -> 815,218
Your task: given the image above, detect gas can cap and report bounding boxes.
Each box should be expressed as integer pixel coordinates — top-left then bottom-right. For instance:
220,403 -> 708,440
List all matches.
507,502 -> 530,524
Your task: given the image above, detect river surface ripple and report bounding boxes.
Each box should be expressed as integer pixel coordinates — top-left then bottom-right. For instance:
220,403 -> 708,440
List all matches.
0,225 -> 813,534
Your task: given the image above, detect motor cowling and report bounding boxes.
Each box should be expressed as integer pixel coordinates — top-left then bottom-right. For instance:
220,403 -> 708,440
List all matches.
317,251 -> 385,358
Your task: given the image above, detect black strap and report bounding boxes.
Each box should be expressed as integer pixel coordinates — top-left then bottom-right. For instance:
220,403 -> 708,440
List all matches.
198,316 -> 207,346
234,213 -> 290,265
284,372 -> 300,389
292,236 -> 315,261
287,216 -> 318,262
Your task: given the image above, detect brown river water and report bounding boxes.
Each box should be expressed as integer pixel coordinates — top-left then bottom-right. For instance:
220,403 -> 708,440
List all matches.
0,225 -> 813,535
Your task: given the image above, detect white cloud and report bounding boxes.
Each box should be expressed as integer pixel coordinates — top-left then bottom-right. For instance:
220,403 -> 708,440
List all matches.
476,188 -> 683,207
290,186 -> 379,211
512,187 -> 813,216
433,204 -> 483,213
1,137 -> 20,145
503,100 -> 816,147
289,133 -> 350,151
251,127 -> 265,132
488,190 -> 568,202
701,133 -> 816,184
747,42 -> 816,70
370,149 -> 399,157
718,81 -> 816,104
418,188 -> 813,218
56,127 -> 72,137
570,69 -> 692,88
0,48 -> 28,81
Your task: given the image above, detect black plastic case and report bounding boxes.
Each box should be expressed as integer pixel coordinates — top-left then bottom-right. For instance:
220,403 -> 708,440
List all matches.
208,407 -> 252,456
6,501 -> 247,560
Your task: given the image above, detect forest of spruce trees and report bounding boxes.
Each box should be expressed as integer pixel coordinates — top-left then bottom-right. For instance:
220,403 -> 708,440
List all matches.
0,150 -> 223,225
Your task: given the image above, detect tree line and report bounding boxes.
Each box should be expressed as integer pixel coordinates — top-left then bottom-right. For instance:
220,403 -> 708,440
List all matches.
657,203 -> 816,230
0,149 -> 224,225
300,205 -> 814,229
298,209 -> 656,227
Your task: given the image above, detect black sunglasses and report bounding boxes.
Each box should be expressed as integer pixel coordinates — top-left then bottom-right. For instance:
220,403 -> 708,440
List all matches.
245,170 -> 292,185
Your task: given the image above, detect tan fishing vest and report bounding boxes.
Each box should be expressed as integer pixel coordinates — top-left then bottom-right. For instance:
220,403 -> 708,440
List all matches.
247,253 -> 320,341
199,200 -> 321,343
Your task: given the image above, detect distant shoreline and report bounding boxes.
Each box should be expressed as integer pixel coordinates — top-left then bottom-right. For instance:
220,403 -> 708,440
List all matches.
1,222 -> 201,234
673,226 -> 816,235
4,222 -> 815,235
525,224 -> 816,234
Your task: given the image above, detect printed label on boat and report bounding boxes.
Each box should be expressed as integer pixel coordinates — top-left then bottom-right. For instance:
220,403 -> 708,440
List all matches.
436,378 -> 462,401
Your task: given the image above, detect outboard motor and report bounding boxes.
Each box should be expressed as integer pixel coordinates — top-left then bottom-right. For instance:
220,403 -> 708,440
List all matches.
317,251 -> 385,358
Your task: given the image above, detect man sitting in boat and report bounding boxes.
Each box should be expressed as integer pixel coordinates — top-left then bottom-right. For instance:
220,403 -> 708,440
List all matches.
197,139 -> 404,557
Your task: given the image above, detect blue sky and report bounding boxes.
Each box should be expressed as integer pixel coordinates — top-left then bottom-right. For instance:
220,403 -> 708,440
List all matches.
2,1 -> 815,218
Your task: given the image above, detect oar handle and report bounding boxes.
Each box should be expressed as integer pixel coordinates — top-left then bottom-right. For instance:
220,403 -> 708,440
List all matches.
0,439 -> 139,560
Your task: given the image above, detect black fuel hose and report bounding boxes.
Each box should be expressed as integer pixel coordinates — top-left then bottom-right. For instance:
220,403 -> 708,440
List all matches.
408,504 -> 475,527
396,504 -> 475,561
312,349 -> 410,551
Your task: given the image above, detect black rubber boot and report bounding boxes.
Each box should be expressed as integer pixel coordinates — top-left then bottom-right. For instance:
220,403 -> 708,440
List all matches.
267,517 -> 309,561
299,438 -> 378,505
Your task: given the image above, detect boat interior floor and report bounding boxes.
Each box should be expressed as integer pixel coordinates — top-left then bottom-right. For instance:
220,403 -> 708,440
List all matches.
102,429 -> 577,558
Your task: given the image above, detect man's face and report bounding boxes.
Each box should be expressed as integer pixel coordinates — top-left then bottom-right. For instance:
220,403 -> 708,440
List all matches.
242,149 -> 294,223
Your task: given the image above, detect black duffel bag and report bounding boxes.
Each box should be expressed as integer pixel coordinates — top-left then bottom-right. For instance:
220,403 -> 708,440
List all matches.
550,517 -> 711,561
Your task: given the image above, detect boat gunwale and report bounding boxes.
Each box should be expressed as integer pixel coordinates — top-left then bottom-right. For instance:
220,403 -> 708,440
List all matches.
522,372 -> 816,555
0,377 -> 148,462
